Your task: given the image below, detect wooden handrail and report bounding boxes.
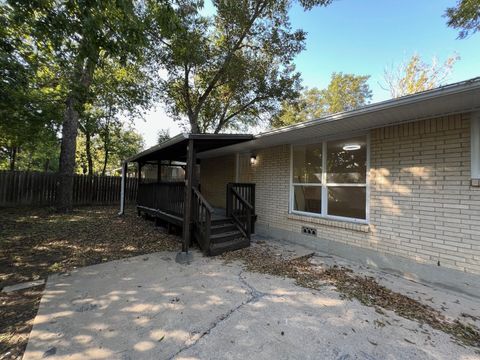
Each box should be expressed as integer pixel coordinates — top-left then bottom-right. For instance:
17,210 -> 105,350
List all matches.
231,188 -> 253,210
228,187 -> 252,239
193,187 -> 214,213
192,186 -> 213,253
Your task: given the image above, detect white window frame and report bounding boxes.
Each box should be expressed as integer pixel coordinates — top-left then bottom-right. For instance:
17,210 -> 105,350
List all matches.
289,133 -> 370,224
472,112 -> 480,179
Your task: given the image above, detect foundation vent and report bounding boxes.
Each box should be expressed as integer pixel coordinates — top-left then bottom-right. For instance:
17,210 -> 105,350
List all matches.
301,226 -> 317,236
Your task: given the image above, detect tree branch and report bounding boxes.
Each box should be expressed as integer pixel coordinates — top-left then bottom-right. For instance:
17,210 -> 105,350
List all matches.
193,0 -> 268,117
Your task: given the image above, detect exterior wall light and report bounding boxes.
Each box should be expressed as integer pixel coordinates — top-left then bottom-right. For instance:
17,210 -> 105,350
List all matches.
342,144 -> 361,151
250,155 -> 257,165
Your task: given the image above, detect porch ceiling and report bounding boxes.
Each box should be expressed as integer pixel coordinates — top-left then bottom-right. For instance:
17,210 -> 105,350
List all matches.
127,133 -> 253,163
197,77 -> 480,158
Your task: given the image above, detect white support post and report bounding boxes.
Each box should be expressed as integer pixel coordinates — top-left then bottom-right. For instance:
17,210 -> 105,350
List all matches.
118,161 -> 127,215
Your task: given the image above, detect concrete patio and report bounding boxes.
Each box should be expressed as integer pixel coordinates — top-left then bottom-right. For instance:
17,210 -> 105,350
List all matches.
23,240 -> 480,360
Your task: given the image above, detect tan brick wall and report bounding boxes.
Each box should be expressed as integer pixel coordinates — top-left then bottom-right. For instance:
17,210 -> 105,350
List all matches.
201,113 -> 480,274
369,113 -> 480,274
200,155 -> 236,208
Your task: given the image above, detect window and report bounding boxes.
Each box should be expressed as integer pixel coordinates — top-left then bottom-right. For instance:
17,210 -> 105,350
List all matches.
292,144 -> 322,213
291,136 -> 368,222
472,113 -> 480,179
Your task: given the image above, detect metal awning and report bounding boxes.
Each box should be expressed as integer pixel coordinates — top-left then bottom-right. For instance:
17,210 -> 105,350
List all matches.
127,133 -> 253,163
197,77 -> 480,158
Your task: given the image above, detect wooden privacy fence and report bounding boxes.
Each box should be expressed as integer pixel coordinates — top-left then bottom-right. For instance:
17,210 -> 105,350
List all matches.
0,171 -> 138,207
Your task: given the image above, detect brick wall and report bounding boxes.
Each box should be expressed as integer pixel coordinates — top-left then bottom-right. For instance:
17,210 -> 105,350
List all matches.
201,113 -> 480,274
369,113 -> 480,274
200,155 -> 236,208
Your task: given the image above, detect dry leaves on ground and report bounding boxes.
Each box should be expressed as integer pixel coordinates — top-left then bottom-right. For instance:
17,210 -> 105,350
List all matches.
222,242 -> 480,349
0,205 -> 180,360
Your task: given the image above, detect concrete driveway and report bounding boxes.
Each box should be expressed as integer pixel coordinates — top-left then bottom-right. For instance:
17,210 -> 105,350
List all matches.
23,244 -> 479,360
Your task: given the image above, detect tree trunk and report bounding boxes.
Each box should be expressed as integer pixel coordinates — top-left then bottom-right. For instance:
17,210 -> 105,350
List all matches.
56,53 -> 97,212
44,158 -> 50,172
102,148 -> 109,176
85,131 -> 93,175
101,124 -> 109,176
189,113 -> 200,134
9,146 -> 17,171
56,96 -> 80,212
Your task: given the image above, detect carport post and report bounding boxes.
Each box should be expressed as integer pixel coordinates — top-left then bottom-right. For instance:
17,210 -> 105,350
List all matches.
182,139 -> 195,253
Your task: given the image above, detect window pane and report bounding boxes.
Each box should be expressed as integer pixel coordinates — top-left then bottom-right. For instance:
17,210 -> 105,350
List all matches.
294,186 -> 321,214
293,144 -> 322,183
327,137 -> 366,183
327,187 -> 366,219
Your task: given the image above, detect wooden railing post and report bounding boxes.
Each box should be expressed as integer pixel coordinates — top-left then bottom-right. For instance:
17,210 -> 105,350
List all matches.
250,184 -> 255,233
246,205 -> 251,239
206,210 -> 211,249
226,183 -> 233,217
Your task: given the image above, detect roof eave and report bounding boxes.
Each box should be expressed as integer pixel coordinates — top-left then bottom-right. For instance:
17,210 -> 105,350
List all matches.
256,77 -> 480,140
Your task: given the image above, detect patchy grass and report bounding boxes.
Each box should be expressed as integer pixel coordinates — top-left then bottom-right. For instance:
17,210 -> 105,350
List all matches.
0,205 -> 180,360
222,242 -> 480,349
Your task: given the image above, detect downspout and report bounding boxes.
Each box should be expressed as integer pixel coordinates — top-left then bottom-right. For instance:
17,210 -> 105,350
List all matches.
118,161 -> 127,215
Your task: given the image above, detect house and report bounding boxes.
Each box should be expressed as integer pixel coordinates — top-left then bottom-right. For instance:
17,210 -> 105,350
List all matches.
120,77 -> 480,296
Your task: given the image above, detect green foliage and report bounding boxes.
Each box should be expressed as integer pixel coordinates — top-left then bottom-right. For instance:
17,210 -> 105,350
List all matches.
382,54 -> 459,98
159,0 -> 331,134
0,4 -> 63,170
76,125 -> 144,175
157,129 -> 171,144
78,58 -> 156,175
272,72 -> 372,128
1,1 -> 174,178
445,0 -> 480,39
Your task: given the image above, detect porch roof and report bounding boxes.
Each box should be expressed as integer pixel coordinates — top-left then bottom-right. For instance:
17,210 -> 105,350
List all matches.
127,133 -> 253,163
197,77 -> 480,158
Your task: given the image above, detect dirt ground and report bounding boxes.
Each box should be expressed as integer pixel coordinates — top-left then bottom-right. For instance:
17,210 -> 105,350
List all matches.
0,205 -> 180,360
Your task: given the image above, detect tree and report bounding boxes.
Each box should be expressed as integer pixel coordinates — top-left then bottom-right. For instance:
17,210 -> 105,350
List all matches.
158,0 -> 331,134
0,5 -> 63,171
79,59 -> 156,175
445,0 -> 480,38
382,54 -> 459,98
76,124 -> 143,175
272,72 -> 372,127
157,129 -> 171,144
6,0 -> 174,211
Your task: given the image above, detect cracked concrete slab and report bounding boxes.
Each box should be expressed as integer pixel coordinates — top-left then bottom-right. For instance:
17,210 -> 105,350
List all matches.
24,248 -> 479,360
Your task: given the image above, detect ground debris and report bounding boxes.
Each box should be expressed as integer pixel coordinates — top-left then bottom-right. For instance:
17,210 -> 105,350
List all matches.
0,205 -> 180,360
222,242 -> 480,349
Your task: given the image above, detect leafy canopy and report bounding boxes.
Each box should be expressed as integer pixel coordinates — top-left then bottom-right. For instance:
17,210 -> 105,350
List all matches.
445,0 -> 480,39
158,0 -> 332,134
272,72 -> 372,128
382,54 -> 459,98
76,125 -> 144,175
0,4 -> 63,170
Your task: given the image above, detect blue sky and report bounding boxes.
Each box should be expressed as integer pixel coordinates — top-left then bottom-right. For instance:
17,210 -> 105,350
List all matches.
136,0 -> 480,147
289,0 -> 480,101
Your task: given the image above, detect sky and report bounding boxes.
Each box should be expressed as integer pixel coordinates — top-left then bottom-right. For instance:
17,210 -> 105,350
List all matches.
135,0 -> 480,148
